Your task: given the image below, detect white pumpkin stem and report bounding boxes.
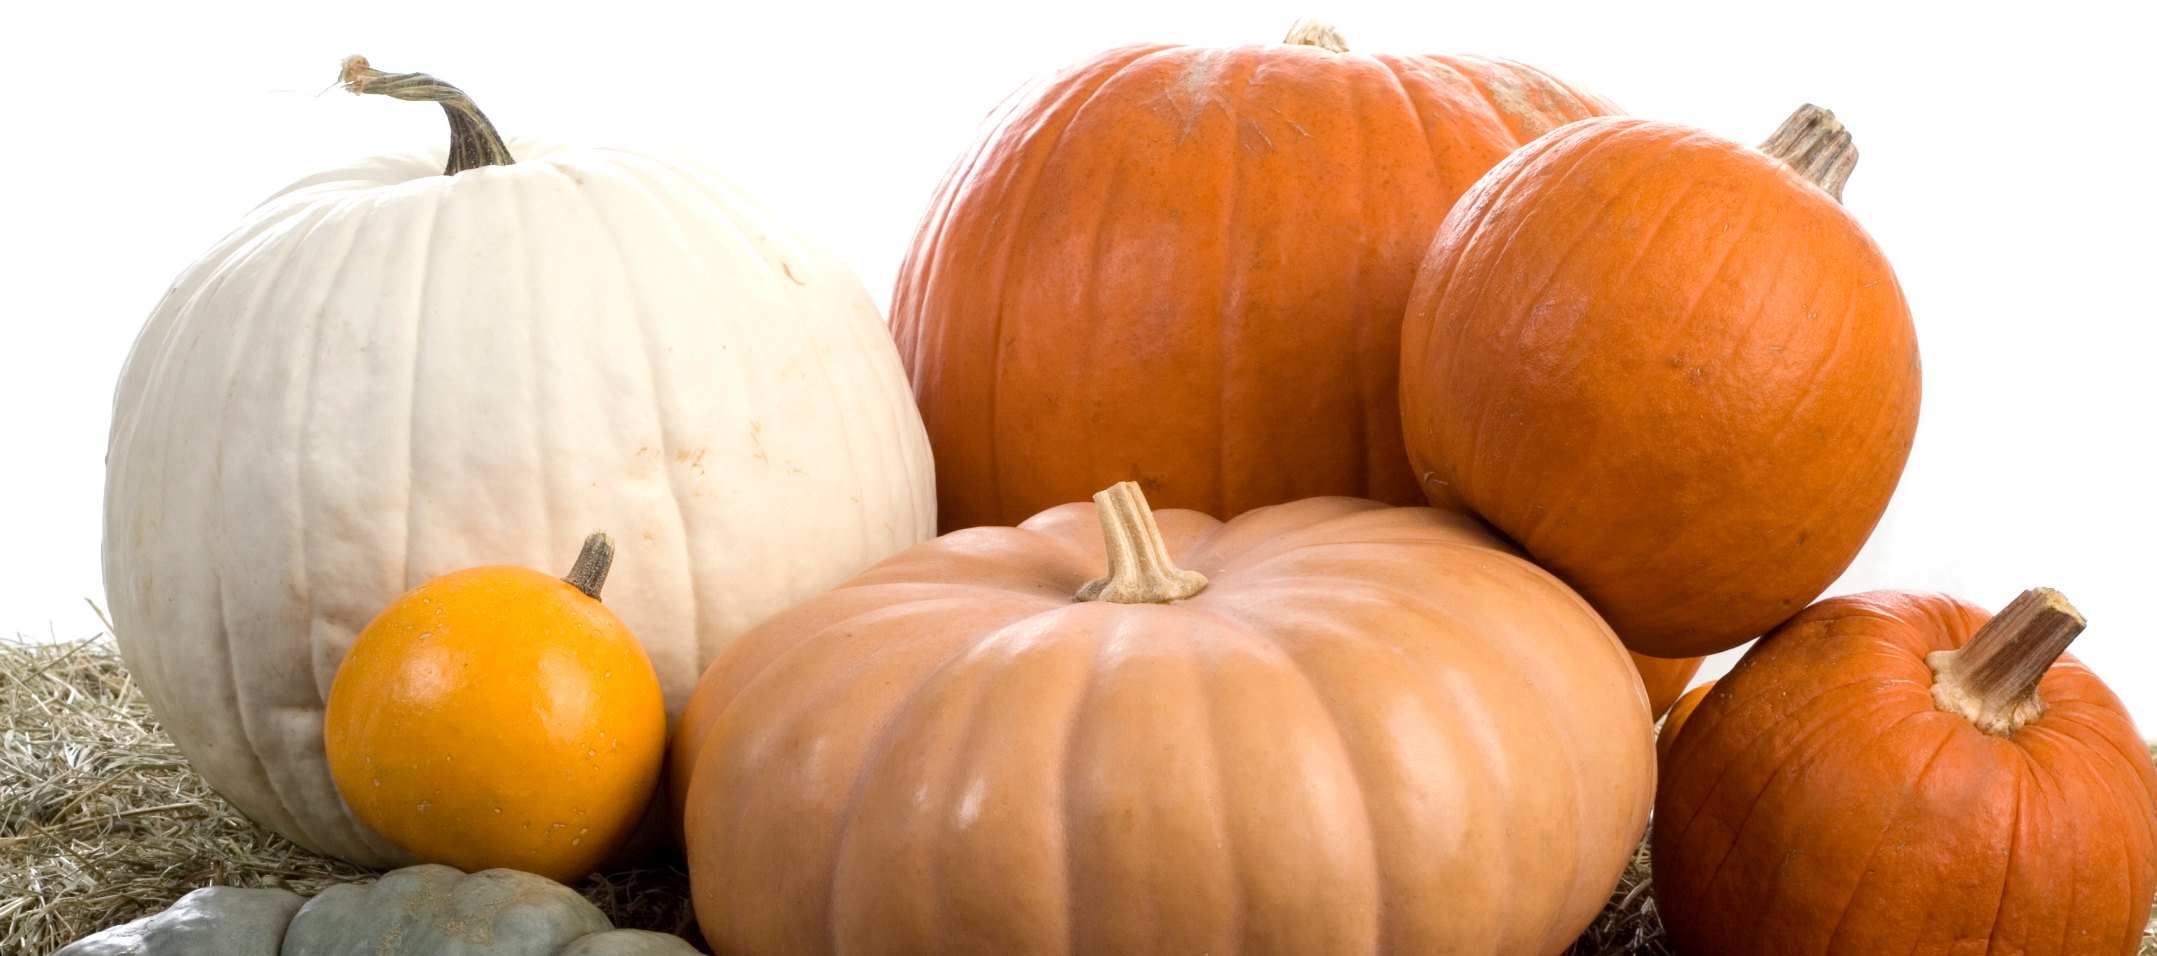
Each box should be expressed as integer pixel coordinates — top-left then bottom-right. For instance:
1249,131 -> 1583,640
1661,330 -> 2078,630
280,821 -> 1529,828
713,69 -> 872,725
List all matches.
1077,482 -> 1207,604
1759,104 -> 1857,202
340,55 -> 515,176
563,532 -> 615,601
1283,19 -> 1350,52
1926,588 -> 2086,736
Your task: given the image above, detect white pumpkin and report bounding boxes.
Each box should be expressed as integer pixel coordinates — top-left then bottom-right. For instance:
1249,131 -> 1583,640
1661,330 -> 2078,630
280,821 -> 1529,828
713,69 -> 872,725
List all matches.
101,61 -> 936,866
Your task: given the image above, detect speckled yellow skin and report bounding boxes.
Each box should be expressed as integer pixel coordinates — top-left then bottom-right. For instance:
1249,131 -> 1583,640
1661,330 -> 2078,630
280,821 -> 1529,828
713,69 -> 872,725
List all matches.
324,564 -> 665,883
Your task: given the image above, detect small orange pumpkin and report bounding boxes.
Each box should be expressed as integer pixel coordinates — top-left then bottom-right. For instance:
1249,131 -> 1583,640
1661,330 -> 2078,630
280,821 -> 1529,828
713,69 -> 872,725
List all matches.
1630,652 -> 1703,720
324,533 -> 666,883
1653,589 -> 2157,954
1654,679 -> 1714,762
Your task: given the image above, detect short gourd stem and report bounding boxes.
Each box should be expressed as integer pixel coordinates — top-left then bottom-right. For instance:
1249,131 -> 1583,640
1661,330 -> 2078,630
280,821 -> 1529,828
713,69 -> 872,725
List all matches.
1926,588 -> 2087,736
1284,18 -> 1349,53
339,55 -> 515,176
1759,104 -> 1857,202
1076,482 -> 1208,604
563,532 -> 615,601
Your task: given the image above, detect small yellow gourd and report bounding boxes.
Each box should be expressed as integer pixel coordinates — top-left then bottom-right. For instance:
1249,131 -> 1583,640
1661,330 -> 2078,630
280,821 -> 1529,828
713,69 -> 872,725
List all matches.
324,533 -> 664,883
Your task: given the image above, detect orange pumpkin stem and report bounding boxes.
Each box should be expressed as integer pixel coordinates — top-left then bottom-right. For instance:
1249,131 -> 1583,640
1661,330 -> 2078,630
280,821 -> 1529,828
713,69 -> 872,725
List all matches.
563,532 -> 615,601
1283,19 -> 1349,52
1077,482 -> 1208,604
1759,104 -> 1856,202
1926,588 -> 2086,736
340,55 -> 515,176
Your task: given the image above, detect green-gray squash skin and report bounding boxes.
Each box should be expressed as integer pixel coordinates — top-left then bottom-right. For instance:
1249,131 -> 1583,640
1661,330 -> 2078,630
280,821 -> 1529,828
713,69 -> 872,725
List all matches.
57,886 -> 306,955
57,865 -> 698,955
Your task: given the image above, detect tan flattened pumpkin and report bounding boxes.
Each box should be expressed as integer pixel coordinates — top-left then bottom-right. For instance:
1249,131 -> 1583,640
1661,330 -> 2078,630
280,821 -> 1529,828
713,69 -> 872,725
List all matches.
671,484 -> 1655,955
892,22 -> 1616,529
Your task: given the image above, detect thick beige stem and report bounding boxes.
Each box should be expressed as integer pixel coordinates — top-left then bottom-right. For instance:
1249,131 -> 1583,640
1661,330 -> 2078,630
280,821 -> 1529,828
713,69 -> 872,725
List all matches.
563,532 -> 615,601
1759,104 -> 1856,202
340,55 -> 515,176
1927,588 -> 2086,736
1077,482 -> 1207,604
1284,19 -> 1349,53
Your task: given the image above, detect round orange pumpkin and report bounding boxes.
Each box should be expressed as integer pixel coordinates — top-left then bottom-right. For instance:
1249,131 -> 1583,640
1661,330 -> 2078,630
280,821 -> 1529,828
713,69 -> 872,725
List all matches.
1631,652 -> 1703,719
670,483 -> 1655,954
1399,105 -> 1920,659
1654,678 -> 1714,762
892,22 -> 1615,530
1652,589 -> 2157,954
324,534 -> 666,883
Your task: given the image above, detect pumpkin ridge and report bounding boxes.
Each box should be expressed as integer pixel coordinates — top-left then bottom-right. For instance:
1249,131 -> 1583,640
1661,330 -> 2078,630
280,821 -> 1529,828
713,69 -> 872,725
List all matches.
1200,597 -> 1427,955
890,49 -> 1108,491
218,193 -> 371,854
397,179 -> 451,649
1181,600 -> 1388,950
1339,59 -> 1380,504
1430,123 -> 1643,502
997,49 -> 1166,526
1664,672 -> 1930,894
1793,719 -> 1961,952
1954,759 -> 2025,956
507,170 -> 557,571
2040,715 -> 2157,946
1053,618 -> 1114,956
1543,161 -> 1772,578
818,607 -> 1066,948
1188,618 -> 1246,955
1204,48 -> 1255,519
630,144 -> 944,555
565,158 -> 706,676
1502,156 -> 1738,554
1369,55 -> 1448,210
1498,56 -> 1618,118
293,186 -> 386,702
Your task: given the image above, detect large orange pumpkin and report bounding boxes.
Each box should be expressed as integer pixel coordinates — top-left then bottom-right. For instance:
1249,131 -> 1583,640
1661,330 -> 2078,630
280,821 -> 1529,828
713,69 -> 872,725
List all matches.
670,483 -> 1655,954
1399,105 -> 1920,659
892,22 -> 1615,530
1653,589 -> 2157,954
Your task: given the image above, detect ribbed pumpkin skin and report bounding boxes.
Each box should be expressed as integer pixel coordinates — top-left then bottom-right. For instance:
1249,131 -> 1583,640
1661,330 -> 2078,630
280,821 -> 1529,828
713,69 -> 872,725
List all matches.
893,42 -> 1614,530
1400,117 -> 1920,659
673,497 -> 1655,955
103,141 -> 936,865
1652,591 -> 2157,955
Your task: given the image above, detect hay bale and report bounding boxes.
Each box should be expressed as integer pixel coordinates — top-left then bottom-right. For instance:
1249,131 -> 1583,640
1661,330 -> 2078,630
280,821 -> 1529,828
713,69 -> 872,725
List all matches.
0,637 -> 695,953
4,637 -> 2151,955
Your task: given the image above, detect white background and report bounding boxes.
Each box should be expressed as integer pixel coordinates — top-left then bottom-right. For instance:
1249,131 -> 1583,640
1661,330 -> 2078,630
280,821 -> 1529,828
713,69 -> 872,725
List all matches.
2,1 -> 2151,727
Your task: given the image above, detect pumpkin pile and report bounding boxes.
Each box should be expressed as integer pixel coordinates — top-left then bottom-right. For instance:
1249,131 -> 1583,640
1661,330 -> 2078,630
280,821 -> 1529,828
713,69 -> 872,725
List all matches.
82,22 -> 2152,956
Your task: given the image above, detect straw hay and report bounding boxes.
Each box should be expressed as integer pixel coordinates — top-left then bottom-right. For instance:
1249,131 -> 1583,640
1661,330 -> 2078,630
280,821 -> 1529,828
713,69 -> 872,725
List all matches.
0,636 -> 694,954
2,636 -> 2150,955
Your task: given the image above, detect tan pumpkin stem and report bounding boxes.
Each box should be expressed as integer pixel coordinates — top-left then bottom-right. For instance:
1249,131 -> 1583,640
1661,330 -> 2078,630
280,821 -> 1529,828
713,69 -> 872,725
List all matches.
1926,588 -> 2086,736
1077,482 -> 1208,604
1283,18 -> 1349,53
340,55 -> 515,176
563,532 -> 615,601
1759,104 -> 1856,202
